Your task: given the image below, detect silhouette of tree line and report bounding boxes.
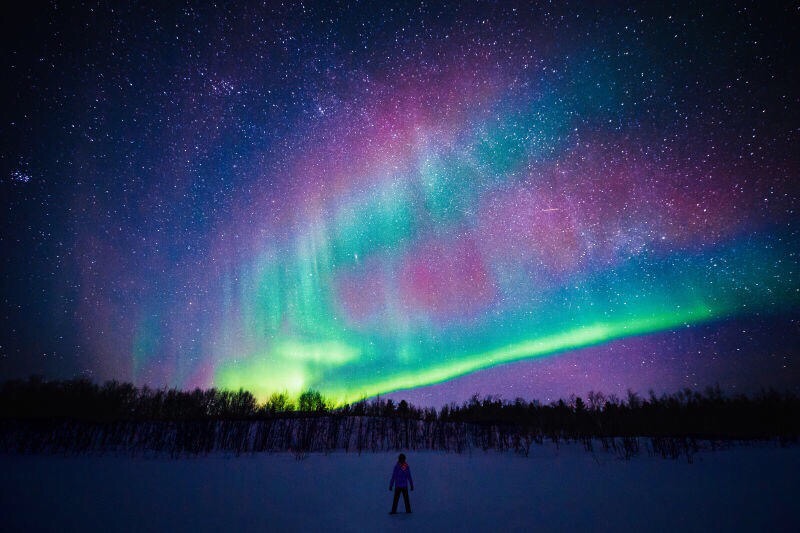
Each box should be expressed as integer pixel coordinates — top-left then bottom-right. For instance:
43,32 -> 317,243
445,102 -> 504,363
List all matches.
0,377 -> 797,459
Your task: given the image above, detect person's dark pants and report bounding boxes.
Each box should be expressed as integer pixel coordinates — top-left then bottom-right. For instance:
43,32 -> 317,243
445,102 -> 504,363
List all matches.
391,487 -> 411,513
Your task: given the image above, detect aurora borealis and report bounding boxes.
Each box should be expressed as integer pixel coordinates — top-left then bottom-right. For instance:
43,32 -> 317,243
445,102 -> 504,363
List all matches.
2,2 -> 798,404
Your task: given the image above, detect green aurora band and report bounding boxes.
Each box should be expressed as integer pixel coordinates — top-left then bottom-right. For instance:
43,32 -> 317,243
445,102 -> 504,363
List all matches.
214,226 -> 798,404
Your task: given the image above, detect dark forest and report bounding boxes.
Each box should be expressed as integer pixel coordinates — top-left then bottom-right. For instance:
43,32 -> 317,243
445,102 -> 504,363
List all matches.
1,378 -> 797,461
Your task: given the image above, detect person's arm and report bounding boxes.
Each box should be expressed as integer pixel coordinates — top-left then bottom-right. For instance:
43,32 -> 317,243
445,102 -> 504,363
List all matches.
408,466 -> 414,490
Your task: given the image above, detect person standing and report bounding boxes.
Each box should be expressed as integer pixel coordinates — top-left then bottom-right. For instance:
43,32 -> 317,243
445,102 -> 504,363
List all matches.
389,453 -> 414,514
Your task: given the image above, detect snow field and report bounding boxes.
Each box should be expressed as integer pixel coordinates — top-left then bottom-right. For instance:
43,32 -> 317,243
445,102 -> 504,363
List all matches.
1,443 -> 797,532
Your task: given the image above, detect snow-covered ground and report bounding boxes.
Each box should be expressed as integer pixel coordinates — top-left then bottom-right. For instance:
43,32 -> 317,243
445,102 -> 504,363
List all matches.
1,443 -> 797,532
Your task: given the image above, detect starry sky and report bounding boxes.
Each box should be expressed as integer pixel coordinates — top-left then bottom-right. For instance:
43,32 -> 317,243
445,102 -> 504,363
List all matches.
2,1 -> 798,405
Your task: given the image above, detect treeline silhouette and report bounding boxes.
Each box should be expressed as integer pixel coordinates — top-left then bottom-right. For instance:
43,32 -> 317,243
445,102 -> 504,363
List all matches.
0,377 -> 797,460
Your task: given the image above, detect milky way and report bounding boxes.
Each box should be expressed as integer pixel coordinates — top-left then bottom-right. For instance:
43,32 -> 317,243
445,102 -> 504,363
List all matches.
2,2 -> 798,404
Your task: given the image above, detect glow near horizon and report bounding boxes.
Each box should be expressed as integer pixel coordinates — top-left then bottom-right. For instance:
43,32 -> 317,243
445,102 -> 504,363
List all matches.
218,306 -> 720,404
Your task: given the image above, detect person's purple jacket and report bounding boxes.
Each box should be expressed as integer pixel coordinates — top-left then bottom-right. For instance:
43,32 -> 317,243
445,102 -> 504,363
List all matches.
389,461 -> 414,490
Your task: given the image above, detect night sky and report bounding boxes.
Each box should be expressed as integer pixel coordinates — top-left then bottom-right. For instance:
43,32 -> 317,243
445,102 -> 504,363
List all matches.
2,1 -> 798,405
